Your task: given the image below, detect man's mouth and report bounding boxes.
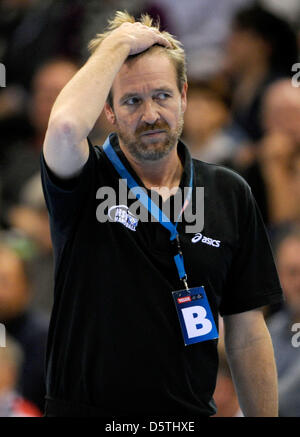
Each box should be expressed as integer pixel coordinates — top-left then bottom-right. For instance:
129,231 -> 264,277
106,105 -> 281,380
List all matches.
140,129 -> 166,137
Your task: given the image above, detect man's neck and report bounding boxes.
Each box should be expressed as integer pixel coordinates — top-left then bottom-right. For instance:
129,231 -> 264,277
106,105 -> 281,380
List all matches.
119,141 -> 183,199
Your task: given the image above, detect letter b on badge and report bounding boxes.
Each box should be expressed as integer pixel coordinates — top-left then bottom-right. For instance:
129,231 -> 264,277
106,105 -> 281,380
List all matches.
173,286 -> 218,345
181,306 -> 212,338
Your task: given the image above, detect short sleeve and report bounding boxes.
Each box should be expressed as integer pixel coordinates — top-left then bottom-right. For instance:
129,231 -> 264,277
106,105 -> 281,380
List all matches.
40,137 -> 97,236
219,183 -> 283,316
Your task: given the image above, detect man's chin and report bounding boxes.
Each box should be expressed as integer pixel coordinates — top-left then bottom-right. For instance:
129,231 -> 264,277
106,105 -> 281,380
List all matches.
117,131 -> 178,162
134,147 -> 171,162
137,140 -> 176,161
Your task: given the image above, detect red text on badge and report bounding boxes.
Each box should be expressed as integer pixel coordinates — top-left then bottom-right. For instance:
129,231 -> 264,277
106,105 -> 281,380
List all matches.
177,296 -> 192,304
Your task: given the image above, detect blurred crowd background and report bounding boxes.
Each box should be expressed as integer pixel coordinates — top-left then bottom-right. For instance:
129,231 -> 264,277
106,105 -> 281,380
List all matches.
0,0 -> 300,417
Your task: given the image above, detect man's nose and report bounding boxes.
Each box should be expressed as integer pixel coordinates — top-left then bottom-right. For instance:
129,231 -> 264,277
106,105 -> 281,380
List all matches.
141,100 -> 159,124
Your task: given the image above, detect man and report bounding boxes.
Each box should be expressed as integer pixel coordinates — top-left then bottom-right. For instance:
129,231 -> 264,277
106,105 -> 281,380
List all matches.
41,11 -> 283,416
0,334 -> 42,417
238,79 -> 300,229
223,4 -> 298,142
1,58 -> 79,317
0,243 -> 48,412
267,228 -> 300,416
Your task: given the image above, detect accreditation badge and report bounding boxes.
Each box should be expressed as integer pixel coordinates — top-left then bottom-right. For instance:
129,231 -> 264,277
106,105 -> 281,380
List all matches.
172,286 -> 218,346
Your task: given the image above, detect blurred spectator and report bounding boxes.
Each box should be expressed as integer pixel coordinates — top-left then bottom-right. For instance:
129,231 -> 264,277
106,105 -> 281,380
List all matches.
237,79 -> 300,230
0,57 -> 78,225
0,0 -> 84,89
223,3 -> 298,142
0,0 -> 84,151
0,334 -> 41,417
7,172 -> 54,317
0,58 -> 79,316
267,227 -> 300,416
143,0 -> 255,79
0,242 -> 48,412
182,80 -> 249,165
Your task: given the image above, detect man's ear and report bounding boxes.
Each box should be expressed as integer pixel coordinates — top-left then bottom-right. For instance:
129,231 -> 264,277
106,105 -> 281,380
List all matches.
104,102 -> 116,125
181,82 -> 188,114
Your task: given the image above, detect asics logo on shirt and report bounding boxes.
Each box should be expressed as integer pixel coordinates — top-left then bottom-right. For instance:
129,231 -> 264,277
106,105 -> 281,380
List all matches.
191,233 -> 221,247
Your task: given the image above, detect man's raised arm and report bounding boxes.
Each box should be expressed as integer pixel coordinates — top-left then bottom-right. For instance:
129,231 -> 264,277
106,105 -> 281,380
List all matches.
43,21 -> 171,179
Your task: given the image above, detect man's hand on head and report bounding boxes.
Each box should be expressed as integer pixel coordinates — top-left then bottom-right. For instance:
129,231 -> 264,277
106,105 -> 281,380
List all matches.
102,22 -> 172,57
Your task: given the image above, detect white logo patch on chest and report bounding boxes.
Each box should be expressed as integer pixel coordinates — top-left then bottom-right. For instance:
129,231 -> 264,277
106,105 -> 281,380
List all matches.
108,205 -> 139,232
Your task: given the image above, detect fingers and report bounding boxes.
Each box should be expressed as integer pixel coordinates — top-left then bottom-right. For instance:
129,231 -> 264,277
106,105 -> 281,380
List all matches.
126,22 -> 172,49
147,27 -> 172,49
154,34 -> 172,49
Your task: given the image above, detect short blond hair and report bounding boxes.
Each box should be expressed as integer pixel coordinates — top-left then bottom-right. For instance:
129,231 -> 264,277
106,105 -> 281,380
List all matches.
88,10 -> 187,107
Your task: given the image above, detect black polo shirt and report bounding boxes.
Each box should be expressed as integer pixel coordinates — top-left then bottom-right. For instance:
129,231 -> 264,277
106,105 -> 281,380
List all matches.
40,133 -> 283,416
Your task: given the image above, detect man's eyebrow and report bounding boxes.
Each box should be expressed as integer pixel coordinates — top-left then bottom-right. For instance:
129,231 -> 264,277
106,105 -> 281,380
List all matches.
119,92 -> 138,104
153,87 -> 174,94
119,88 -> 174,104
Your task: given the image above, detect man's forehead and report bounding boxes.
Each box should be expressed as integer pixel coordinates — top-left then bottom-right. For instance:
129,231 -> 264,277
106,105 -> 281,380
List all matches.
113,50 -> 177,94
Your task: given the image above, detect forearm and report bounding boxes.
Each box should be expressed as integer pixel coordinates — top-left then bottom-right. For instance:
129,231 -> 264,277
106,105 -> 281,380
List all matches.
225,327 -> 278,417
49,38 -> 130,141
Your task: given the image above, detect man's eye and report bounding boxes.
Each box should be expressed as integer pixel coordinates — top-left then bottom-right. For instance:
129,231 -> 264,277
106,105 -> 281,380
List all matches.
156,93 -> 170,100
126,97 -> 139,105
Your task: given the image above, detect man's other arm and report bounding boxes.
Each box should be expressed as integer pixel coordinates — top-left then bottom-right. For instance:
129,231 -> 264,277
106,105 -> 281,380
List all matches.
223,308 -> 279,417
43,22 -> 171,179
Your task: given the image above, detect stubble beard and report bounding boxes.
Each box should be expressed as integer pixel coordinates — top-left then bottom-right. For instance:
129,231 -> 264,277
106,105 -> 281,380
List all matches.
116,114 -> 184,163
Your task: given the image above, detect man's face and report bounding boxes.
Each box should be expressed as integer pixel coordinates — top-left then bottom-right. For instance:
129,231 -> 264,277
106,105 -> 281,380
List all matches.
277,237 -> 300,317
105,49 -> 187,162
183,90 -> 228,141
224,29 -> 270,75
0,249 -> 28,320
31,61 -> 77,134
263,83 -> 300,144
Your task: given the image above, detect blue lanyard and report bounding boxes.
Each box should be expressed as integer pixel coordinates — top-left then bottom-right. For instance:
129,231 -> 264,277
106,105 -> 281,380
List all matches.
102,136 -> 193,290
